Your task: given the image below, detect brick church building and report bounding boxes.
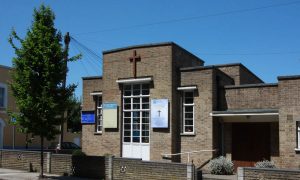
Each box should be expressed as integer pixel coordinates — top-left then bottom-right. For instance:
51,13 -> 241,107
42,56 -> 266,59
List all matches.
82,42 -> 300,169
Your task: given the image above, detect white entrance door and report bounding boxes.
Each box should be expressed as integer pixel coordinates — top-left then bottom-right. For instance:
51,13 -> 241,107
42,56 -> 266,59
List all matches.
122,84 -> 150,160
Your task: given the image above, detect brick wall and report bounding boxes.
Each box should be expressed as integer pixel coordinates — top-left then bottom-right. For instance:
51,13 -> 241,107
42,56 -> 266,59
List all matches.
180,68 -> 216,167
217,64 -> 263,85
82,77 -> 103,155
172,44 -> 204,162
0,150 -> 72,175
238,167 -> 300,180
0,150 -> 194,179
111,157 -> 194,180
50,154 -> 72,175
225,84 -> 278,110
82,43 -> 206,162
277,77 -> 300,168
0,150 -> 48,172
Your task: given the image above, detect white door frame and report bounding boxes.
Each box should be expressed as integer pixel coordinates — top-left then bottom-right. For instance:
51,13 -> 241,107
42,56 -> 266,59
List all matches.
122,84 -> 150,160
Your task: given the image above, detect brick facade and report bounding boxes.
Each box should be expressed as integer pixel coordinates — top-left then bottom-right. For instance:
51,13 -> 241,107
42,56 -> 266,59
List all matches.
225,84 -> 278,110
82,42 -> 300,170
0,65 -> 81,149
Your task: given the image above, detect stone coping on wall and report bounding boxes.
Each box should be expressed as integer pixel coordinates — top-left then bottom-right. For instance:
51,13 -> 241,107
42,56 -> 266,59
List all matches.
82,76 -> 103,80
225,83 -> 278,89
113,156 -> 193,166
278,75 -> 300,80
238,167 -> 300,180
242,167 -> 300,173
211,109 -> 279,115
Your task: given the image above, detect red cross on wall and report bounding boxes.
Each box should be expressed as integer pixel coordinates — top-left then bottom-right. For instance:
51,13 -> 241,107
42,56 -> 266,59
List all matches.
129,50 -> 141,78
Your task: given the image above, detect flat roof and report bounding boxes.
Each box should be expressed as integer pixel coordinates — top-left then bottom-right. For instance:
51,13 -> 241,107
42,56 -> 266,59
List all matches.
180,63 -> 264,83
102,42 -> 204,63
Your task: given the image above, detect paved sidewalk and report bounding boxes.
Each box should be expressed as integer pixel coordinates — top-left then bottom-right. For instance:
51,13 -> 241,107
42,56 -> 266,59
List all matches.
0,168 -> 96,180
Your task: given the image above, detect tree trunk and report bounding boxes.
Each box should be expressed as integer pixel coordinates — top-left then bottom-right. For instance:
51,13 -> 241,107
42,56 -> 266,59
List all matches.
40,135 -> 44,178
25,133 -> 28,149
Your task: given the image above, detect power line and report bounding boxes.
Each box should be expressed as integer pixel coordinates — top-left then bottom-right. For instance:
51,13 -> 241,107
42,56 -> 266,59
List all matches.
199,51 -> 300,56
70,44 -> 92,76
74,0 -> 300,36
71,42 -> 100,74
70,36 -> 103,72
71,36 -> 103,60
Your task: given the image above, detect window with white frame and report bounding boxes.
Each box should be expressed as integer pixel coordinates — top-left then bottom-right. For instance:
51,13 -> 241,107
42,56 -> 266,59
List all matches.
182,91 -> 194,134
0,83 -> 7,109
297,121 -> 300,149
95,96 -> 103,133
123,84 -> 150,143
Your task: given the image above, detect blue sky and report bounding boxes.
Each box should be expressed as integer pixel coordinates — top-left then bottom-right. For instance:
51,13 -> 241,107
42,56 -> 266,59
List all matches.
1,0 -> 300,98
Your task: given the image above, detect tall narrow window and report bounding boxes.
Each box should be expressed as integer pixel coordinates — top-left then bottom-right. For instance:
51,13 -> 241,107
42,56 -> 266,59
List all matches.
183,91 -> 194,134
123,84 -> 150,143
297,121 -> 300,149
96,96 -> 103,133
0,83 -> 7,109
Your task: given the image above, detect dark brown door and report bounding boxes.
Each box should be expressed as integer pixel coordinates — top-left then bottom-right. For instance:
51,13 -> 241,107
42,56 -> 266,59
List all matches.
232,123 -> 270,169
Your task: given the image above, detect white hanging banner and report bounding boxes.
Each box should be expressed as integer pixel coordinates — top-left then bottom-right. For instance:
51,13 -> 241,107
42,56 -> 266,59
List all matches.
151,99 -> 168,128
103,102 -> 118,128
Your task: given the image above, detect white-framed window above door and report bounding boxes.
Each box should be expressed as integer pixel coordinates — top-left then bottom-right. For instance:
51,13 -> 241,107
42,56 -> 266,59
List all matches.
123,84 -> 150,144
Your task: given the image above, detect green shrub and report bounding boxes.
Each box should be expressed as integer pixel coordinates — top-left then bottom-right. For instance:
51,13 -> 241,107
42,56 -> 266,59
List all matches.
255,160 -> 276,168
72,149 -> 86,156
209,156 -> 234,175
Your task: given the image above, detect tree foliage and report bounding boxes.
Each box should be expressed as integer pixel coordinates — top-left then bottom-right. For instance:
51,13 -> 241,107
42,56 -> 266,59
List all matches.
66,96 -> 82,133
9,4 -> 76,140
9,4 -> 79,176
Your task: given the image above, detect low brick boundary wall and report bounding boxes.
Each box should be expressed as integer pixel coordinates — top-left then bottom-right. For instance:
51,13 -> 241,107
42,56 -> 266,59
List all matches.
0,150 -> 195,179
109,157 -> 195,180
50,153 -> 72,175
0,150 -> 73,175
238,167 -> 300,180
0,150 -> 48,173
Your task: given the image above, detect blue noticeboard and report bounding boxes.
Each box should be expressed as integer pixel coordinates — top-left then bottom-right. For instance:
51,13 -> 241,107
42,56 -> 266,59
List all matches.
81,111 -> 95,124
151,99 -> 169,128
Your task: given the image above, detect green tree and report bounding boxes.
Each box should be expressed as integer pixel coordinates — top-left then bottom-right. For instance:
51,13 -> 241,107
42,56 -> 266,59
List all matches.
66,96 -> 82,133
9,4 -> 79,177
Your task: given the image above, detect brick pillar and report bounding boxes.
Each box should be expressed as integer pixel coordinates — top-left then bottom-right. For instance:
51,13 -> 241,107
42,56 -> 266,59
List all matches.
105,156 -> 113,180
237,167 -> 244,180
187,163 -> 194,180
46,152 -> 51,173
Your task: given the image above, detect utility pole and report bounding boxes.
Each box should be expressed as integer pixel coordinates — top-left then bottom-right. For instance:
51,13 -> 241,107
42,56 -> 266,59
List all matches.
58,32 -> 70,149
